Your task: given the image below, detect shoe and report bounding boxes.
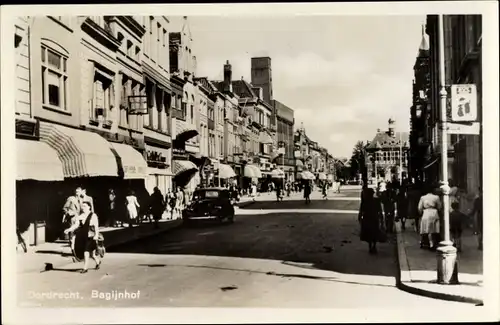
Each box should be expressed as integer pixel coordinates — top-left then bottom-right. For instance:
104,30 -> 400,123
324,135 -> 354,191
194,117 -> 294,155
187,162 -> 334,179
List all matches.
80,269 -> 88,274
95,262 -> 101,270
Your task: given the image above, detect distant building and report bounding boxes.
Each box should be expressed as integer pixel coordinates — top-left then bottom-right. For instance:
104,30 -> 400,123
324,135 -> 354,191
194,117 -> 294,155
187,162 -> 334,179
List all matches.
365,119 -> 409,183
272,100 -> 295,181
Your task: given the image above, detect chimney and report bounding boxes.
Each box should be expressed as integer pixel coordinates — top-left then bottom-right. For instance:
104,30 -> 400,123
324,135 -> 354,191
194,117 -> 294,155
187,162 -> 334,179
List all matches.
223,60 -> 232,92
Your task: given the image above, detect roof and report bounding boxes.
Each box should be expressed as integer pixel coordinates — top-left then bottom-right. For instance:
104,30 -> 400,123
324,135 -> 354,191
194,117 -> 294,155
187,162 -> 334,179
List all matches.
231,80 -> 257,99
366,131 -> 410,150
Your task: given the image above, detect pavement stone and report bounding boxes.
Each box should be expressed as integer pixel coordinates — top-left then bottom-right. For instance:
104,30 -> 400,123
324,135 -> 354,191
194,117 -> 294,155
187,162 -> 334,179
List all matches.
17,218 -> 182,274
395,222 -> 483,304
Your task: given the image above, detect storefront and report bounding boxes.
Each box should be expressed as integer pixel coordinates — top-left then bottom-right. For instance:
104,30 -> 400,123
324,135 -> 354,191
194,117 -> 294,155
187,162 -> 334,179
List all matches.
144,144 -> 172,195
37,121 -> 121,242
16,138 -> 65,246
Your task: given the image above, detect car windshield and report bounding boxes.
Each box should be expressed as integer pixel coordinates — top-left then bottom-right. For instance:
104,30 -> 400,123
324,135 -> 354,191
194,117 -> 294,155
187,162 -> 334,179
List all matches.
193,190 -> 220,200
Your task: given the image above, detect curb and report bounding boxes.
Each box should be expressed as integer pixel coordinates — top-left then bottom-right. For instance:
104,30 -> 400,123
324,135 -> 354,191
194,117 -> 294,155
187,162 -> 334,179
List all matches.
105,219 -> 183,250
395,223 -> 483,305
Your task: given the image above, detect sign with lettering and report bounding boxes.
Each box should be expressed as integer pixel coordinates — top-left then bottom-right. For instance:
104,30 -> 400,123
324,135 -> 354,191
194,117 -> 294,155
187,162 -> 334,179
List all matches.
447,122 -> 480,135
450,84 -> 478,122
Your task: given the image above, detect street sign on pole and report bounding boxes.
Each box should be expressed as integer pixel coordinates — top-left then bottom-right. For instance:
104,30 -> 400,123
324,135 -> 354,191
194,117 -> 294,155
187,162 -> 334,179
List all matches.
447,122 -> 481,135
450,84 -> 477,122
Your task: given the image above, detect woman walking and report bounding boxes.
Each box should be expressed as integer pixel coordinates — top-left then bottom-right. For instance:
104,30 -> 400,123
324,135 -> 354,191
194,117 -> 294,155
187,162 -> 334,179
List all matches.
417,185 -> 442,250
126,190 -> 140,227
64,201 -> 102,273
150,187 -> 165,229
358,187 -> 383,254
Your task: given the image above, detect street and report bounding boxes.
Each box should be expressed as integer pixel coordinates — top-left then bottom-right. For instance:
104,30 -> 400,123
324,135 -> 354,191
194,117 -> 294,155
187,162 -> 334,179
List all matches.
18,189 -> 472,308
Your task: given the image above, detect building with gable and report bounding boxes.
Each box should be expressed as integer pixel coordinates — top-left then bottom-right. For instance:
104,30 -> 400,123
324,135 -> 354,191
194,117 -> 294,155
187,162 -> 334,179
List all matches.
365,118 -> 409,183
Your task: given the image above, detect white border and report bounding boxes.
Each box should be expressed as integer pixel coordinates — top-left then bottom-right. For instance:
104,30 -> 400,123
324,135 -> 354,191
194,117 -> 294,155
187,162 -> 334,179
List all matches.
2,2 -> 499,324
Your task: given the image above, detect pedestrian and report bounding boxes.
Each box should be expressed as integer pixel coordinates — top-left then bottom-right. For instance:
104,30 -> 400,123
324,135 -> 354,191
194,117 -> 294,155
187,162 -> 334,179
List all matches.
379,182 -> 396,234
64,201 -> 102,273
167,189 -> 176,220
150,187 -> 165,229
175,187 -> 184,219
450,201 -> 466,252
322,182 -> 329,200
62,187 -> 82,246
407,181 -> 422,233
106,189 -> 118,227
125,189 -> 140,228
469,187 -> 483,251
77,187 -> 94,214
250,182 -> 257,202
396,182 -> 409,231
304,180 -> 312,204
358,187 -> 383,254
417,185 -> 442,250
449,179 -> 460,212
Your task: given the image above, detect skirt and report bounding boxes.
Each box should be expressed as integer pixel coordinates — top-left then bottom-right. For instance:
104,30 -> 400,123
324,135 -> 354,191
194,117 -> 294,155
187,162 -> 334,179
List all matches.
127,204 -> 138,219
73,231 -> 97,261
420,214 -> 440,234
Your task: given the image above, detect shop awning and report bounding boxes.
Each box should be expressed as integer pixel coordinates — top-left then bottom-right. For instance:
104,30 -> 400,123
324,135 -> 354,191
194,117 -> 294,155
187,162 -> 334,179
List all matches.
16,139 -> 65,181
173,159 -> 198,177
295,160 -> 304,167
243,164 -> 262,178
39,123 -> 118,178
297,171 -> 315,180
109,143 -> 148,179
218,163 -> 236,179
259,130 -> 274,144
318,172 -> 327,180
175,126 -> 198,143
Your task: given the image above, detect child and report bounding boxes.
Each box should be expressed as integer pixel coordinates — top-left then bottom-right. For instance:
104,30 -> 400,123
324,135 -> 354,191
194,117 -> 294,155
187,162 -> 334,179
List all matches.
450,201 -> 466,252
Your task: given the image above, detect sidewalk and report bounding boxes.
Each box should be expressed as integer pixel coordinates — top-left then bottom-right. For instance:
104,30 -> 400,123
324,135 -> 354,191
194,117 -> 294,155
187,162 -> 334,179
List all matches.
17,218 -> 182,274
396,222 -> 483,304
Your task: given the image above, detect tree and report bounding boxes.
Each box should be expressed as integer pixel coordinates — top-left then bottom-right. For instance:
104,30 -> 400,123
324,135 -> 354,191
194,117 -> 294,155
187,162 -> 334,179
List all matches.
349,141 -> 366,180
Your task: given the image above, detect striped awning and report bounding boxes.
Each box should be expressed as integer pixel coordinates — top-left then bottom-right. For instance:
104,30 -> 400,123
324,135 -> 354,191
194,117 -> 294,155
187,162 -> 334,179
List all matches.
39,123 -> 118,178
243,164 -> 262,178
218,163 -> 236,179
172,159 -> 198,176
259,130 -> 274,144
16,139 -> 64,181
109,143 -> 148,179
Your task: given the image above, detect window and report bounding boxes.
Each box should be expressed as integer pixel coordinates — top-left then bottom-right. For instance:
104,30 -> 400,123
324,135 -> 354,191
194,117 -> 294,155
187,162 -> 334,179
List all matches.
149,16 -> 154,60
119,75 -> 130,127
157,23 -> 161,66
91,71 -> 114,122
41,45 -> 68,110
156,88 -> 163,131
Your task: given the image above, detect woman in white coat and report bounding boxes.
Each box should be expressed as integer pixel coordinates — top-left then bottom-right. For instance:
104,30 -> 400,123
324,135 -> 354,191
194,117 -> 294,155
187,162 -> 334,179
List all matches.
126,190 -> 140,227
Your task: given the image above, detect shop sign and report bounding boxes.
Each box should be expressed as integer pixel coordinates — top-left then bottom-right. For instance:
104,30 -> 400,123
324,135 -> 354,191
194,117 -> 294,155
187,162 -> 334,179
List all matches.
146,148 -> 169,168
447,122 -> 480,135
450,84 -> 478,122
124,165 -> 148,175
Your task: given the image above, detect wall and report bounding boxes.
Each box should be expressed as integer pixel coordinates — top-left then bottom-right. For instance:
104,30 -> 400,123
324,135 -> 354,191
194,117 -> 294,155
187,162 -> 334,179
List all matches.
30,16 -> 81,127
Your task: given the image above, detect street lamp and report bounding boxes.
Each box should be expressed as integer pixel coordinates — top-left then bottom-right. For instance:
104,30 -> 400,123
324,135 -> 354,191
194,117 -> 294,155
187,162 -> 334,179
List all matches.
436,14 -> 458,284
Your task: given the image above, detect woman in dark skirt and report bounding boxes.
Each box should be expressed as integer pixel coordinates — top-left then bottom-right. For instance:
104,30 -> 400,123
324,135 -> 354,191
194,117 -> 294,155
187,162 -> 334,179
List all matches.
358,187 -> 383,254
64,201 -> 102,273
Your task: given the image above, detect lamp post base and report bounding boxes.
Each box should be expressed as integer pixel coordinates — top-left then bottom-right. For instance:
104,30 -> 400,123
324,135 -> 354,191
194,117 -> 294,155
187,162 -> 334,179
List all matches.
436,241 -> 459,284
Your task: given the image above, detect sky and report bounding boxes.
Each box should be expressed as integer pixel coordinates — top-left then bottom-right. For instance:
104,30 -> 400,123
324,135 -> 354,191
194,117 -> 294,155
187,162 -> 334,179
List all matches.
185,15 -> 426,158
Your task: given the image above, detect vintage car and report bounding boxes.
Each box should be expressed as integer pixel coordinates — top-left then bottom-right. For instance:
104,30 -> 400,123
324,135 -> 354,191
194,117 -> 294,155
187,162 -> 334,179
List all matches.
182,187 -> 235,225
